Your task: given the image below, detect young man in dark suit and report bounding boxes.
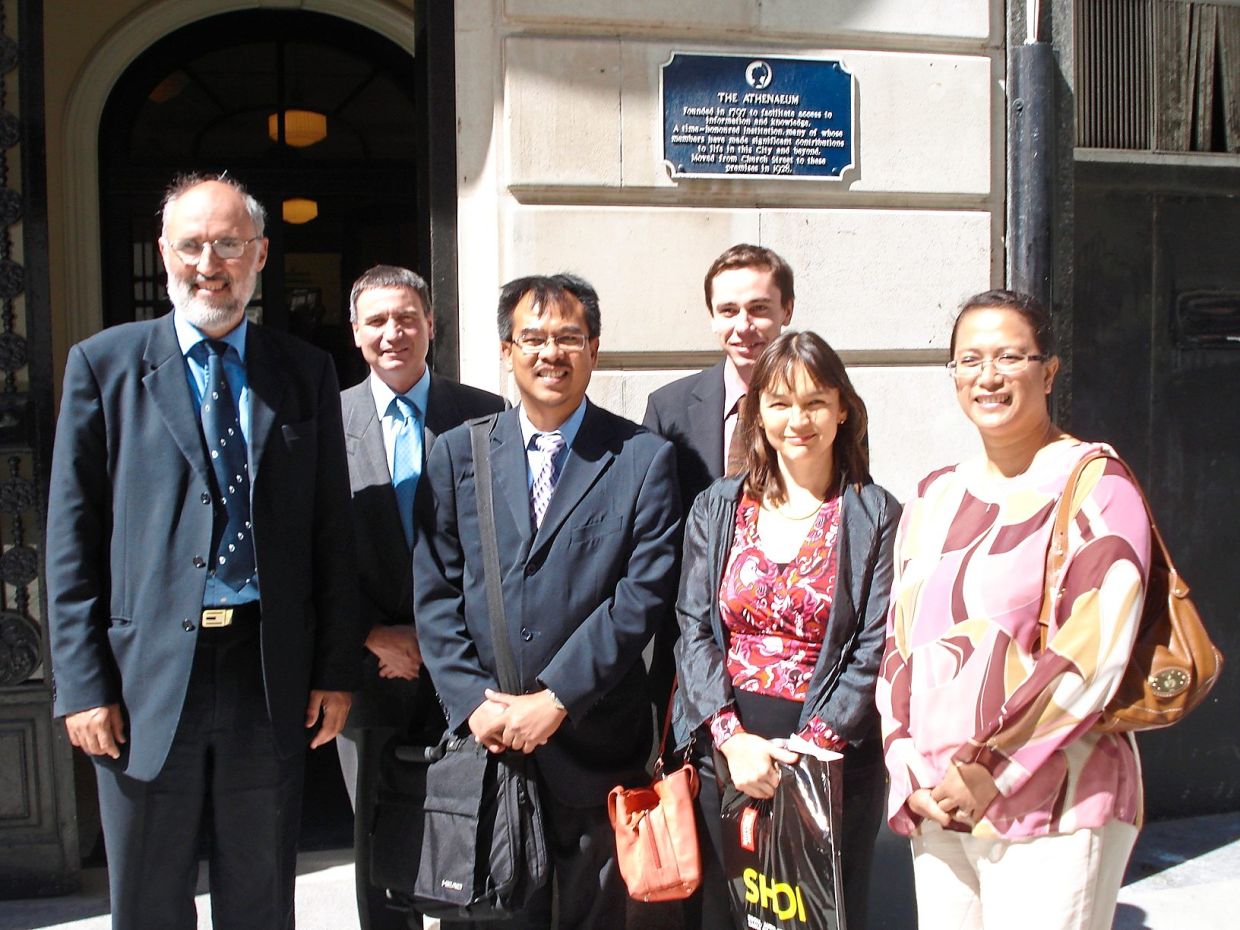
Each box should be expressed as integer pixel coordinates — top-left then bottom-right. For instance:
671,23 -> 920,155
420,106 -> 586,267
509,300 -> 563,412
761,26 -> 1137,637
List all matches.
338,264 -> 504,930
414,274 -> 681,929
46,174 -> 360,930
640,243 -> 796,930
642,243 -> 796,506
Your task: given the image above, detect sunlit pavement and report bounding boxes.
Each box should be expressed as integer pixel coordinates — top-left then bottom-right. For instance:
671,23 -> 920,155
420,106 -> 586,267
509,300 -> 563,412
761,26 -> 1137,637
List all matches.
2,813 -> 1237,930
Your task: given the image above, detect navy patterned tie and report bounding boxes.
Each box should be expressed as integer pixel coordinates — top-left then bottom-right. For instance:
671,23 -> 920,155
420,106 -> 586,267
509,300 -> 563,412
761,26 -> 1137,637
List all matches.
530,431 -> 566,528
201,340 -> 256,591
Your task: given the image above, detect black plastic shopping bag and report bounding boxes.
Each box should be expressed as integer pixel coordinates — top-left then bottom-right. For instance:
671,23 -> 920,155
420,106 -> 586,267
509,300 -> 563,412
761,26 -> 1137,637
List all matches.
719,742 -> 846,930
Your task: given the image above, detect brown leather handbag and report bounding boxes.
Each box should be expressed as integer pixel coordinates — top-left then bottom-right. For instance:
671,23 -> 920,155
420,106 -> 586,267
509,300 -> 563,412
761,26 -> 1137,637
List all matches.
608,695 -> 701,902
1039,450 -> 1223,732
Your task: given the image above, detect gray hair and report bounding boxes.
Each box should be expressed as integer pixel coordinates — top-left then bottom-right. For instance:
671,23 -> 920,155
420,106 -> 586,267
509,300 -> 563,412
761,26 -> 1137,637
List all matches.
160,171 -> 267,238
348,265 -> 433,324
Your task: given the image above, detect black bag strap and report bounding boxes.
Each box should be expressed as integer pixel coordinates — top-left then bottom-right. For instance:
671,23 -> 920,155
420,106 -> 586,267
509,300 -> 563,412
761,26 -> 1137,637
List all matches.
469,416 -> 521,695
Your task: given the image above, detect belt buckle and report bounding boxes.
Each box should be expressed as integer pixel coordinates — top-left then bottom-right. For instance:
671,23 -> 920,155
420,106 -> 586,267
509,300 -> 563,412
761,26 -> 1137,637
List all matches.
201,608 -> 234,629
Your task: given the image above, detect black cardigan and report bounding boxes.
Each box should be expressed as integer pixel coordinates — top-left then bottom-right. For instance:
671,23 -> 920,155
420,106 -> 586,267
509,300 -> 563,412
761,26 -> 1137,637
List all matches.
673,474 -> 900,746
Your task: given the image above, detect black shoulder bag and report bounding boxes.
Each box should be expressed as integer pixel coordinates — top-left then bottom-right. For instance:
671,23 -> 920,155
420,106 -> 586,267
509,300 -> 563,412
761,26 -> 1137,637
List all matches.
370,415 -> 549,920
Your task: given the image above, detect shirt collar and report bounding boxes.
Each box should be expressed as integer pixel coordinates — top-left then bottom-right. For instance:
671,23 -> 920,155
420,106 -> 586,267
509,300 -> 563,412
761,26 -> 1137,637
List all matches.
368,366 -> 431,420
174,308 -> 248,361
517,397 -> 588,451
723,359 -> 748,416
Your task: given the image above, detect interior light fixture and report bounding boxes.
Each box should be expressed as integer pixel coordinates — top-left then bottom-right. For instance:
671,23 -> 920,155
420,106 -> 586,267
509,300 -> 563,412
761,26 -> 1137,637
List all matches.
267,109 -> 328,148
282,198 -> 319,225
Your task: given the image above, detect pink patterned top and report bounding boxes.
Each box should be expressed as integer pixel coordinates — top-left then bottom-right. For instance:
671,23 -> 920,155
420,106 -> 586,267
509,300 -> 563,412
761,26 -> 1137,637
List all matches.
708,493 -> 848,752
877,440 -> 1151,839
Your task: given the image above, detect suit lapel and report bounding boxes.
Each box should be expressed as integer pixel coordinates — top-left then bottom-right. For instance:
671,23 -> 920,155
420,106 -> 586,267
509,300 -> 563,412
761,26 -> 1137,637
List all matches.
834,489 -> 862,630
142,315 -> 211,483
344,386 -> 392,490
532,402 -> 613,554
689,363 -> 726,476
344,385 -> 410,563
244,325 -> 289,481
490,409 -> 534,549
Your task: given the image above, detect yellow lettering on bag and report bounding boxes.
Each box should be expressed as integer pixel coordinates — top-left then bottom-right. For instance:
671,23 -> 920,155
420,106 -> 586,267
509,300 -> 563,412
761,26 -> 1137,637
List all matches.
741,867 -> 808,922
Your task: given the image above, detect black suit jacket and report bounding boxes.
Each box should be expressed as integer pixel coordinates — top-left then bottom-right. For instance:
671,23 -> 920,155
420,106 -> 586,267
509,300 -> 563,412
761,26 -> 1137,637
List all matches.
46,313 -> 360,781
642,361 -> 726,513
413,402 -> 682,806
341,375 -> 504,728
675,475 -> 901,745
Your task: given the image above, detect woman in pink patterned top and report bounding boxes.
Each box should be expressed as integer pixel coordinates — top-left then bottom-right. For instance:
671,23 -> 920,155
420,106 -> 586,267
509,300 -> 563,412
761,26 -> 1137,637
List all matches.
876,290 -> 1150,930
676,331 -> 900,930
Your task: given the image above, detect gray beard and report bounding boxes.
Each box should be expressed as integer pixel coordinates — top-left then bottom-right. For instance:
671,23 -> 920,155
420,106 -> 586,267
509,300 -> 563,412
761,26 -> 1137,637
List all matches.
166,273 -> 252,332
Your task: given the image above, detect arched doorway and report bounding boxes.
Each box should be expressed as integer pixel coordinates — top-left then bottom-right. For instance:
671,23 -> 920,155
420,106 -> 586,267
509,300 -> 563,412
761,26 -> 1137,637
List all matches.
98,8 -> 425,389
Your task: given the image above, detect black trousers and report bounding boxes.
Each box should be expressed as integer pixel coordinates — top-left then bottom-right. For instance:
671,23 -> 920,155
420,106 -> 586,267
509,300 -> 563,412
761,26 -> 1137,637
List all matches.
338,725 -> 408,930
499,781 -> 631,930
95,621 -> 304,930
340,673 -> 450,930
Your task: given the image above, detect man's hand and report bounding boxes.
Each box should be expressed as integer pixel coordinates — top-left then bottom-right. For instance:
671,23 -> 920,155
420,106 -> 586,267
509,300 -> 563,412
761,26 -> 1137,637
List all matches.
65,704 -> 125,759
484,689 -> 567,754
305,690 -> 352,748
931,761 -> 999,826
718,732 -> 799,799
469,697 -> 511,753
366,624 -> 422,680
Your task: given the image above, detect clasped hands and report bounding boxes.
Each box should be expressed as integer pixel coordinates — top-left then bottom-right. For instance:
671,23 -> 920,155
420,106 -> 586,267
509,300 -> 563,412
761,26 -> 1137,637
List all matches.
468,688 -> 567,755
908,760 -> 1000,828
365,624 -> 422,680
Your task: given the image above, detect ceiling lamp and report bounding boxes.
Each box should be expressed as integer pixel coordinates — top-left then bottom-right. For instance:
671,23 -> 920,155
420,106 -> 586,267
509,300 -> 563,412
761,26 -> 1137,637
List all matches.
282,198 -> 319,225
267,109 -> 328,148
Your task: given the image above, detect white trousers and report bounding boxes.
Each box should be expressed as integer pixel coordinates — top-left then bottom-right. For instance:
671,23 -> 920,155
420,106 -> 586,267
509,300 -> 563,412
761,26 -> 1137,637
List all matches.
910,819 -> 1138,930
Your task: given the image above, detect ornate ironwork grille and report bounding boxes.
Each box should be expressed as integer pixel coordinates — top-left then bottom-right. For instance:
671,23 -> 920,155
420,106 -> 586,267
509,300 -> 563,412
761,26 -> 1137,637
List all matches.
0,0 -> 77,898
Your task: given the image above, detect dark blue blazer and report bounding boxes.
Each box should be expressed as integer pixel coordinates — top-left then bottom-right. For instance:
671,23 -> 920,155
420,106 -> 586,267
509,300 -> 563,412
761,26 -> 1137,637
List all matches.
413,401 -> 682,806
46,313 -> 361,781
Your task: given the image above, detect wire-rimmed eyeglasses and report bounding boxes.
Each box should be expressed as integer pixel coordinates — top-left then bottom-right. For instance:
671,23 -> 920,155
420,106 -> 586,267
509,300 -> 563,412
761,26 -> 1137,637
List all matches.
165,237 -> 261,262
946,353 -> 1048,378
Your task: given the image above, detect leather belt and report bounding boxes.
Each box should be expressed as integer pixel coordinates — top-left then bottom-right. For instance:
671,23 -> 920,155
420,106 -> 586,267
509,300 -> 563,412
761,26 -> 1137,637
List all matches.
200,602 -> 260,629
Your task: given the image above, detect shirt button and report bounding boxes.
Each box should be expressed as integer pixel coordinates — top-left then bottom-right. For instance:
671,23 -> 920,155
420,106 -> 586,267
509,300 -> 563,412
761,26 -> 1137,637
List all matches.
192,555 -> 206,568
520,627 -> 534,642
200,492 -> 212,505
182,618 -> 195,632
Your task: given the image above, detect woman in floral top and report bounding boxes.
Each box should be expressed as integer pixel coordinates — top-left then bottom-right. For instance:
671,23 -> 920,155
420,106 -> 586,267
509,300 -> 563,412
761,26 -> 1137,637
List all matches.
676,331 -> 900,930
876,290 -> 1149,930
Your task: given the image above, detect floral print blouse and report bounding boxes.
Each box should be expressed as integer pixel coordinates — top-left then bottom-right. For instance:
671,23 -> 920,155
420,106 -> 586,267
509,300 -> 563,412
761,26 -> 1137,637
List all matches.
708,492 -> 847,752
876,440 -> 1151,840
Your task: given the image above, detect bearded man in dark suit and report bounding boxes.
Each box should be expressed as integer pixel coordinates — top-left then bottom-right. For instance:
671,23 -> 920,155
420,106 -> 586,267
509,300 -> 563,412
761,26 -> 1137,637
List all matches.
47,173 -> 360,930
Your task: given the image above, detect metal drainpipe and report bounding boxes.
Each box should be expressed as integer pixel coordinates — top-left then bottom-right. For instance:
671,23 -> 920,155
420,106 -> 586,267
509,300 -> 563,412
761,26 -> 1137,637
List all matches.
1007,8 -> 1055,307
